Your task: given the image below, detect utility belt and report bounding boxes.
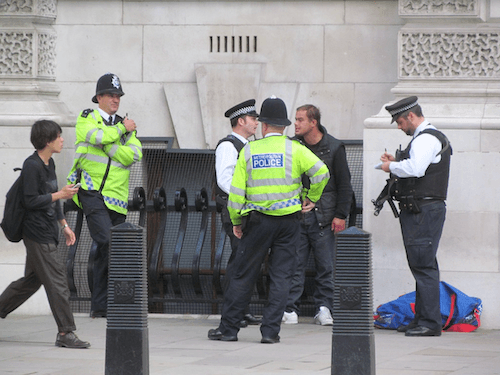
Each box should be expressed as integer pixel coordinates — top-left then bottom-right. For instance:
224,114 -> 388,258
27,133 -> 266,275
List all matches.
398,195 -> 443,214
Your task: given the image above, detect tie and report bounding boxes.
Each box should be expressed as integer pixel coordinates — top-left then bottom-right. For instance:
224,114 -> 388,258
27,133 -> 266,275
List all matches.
108,116 -> 113,125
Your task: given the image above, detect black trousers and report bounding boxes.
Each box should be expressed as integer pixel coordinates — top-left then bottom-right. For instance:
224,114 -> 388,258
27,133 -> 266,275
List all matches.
78,190 -> 126,313
219,212 -> 300,339
0,237 -> 76,333
399,200 -> 446,331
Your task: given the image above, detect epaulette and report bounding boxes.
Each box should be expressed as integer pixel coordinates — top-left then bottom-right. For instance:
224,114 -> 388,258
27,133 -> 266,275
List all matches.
81,108 -> 94,118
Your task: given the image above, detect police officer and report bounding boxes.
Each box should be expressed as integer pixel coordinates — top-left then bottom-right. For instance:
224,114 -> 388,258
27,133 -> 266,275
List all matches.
208,96 -> 330,343
215,99 -> 261,327
67,73 -> 143,318
380,96 -> 452,337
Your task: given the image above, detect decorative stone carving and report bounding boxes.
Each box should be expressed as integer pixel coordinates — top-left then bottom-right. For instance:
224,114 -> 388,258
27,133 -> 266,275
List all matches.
400,31 -> 500,78
38,32 -> 56,77
400,0 -> 480,17
37,0 -> 56,17
0,0 -> 33,13
0,31 -> 33,75
0,0 -> 56,17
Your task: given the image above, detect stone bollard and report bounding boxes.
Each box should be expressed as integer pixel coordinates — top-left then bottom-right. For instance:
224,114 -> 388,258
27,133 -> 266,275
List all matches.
105,222 -> 149,375
331,226 -> 375,375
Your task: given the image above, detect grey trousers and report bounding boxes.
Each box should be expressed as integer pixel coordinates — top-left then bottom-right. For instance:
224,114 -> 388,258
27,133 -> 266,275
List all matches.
0,237 -> 76,333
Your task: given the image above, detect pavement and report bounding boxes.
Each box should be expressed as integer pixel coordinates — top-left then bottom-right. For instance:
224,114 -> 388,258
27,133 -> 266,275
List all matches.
1,314 -> 500,375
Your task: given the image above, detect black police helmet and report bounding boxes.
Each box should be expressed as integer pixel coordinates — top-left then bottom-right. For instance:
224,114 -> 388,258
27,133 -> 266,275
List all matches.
91,73 -> 125,103
258,96 -> 291,126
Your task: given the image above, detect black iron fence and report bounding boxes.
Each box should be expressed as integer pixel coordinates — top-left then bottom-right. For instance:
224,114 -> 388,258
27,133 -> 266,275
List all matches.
58,137 -> 363,317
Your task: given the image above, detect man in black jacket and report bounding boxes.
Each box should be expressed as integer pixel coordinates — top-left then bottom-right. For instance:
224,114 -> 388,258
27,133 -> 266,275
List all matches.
282,104 -> 353,326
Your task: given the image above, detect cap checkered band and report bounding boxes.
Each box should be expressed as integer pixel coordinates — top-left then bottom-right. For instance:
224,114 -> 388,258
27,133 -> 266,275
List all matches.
388,100 -> 418,116
229,105 -> 256,120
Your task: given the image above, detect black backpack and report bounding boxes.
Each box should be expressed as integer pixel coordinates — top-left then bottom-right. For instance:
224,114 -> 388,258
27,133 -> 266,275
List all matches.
1,168 -> 25,243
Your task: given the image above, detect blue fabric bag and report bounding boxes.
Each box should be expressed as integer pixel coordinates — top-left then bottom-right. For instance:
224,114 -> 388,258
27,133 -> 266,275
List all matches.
374,281 -> 482,332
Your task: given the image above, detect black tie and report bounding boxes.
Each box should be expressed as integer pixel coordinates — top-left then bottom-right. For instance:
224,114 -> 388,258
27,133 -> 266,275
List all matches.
108,116 -> 113,125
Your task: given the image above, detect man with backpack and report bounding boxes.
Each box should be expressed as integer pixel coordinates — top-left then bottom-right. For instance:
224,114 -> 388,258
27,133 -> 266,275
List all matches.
0,120 -> 90,348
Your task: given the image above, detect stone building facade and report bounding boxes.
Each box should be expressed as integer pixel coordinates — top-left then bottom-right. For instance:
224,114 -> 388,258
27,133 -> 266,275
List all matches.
0,0 -> 499,328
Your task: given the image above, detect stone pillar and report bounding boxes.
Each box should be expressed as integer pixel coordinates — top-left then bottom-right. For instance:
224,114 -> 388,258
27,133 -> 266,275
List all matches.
0,0 -> 72,127
364,0 -> 500,328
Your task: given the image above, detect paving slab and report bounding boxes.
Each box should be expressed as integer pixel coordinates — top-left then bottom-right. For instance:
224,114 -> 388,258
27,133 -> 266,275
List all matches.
1,314 -> 499,375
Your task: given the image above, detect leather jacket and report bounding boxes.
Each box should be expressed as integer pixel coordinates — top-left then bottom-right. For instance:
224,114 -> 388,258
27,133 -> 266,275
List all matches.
296,125 -> 353,228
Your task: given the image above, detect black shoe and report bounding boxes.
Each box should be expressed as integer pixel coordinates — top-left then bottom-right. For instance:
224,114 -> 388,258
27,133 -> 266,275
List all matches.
239,319 -> 248,328
244,313 -> 262,325
261,335 -> 280,344
208,328 -> 238,341
55,332 -> 91,349
405,326 -> 441,337
397,321 -> 418,333
90,310 -> 107,318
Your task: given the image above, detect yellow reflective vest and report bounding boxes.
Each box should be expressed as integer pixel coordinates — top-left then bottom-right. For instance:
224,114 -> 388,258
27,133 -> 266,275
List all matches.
67,109 -> 143,215
228,135 -> 330,226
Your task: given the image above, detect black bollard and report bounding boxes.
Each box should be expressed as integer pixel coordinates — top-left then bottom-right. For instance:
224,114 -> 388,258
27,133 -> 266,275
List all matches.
105,222 -> 149,375
331,226 -> 375,375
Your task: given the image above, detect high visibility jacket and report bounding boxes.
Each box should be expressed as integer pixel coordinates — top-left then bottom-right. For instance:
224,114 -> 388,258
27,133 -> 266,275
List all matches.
228,135 -> 329,226
67,109 -> 143,215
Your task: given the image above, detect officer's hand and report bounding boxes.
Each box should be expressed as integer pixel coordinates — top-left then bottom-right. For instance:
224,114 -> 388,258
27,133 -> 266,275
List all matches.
233,225 -> 243,239
331,217 -> 346,234
380,152 -> 395,162
301,197 -> 315,213
123,117 -> 137,132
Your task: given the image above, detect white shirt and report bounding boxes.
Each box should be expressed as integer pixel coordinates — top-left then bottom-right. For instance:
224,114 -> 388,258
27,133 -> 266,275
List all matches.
215,132 -> 249,194
389,121 -> 443,178
97,108 -> 115,124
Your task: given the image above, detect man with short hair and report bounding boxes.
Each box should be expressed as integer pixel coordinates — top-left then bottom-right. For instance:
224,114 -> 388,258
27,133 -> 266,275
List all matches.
67,73 -> 143,318
283,104 -> 353,326
208,97 -> 329,343
215,99 -> 261,327
0,120 -> 90,348
380,96 -> 452,337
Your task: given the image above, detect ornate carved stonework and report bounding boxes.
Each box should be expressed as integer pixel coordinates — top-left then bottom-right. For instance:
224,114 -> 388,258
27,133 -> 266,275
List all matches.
0,31 -> 33,75
0,0 -> 33,13
38,32 -> 56,77
400,31 -> 500,78
37,0 -> 56,17
0,0 -> 56,17
400,0 -> 478,16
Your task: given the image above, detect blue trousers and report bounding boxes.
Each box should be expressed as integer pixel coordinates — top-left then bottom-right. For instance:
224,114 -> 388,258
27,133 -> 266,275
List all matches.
399,200 -> 446,331
219,212 -> 300,338
286,211 -> 335,315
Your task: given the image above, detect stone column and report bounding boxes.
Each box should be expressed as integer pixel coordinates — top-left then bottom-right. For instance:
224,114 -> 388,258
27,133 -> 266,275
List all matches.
365,0 -> 500,328
0,0 -> 72,127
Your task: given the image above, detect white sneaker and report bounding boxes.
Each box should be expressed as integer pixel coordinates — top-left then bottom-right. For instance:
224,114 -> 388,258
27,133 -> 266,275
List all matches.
282,311 -> 298,324
314,306 -> 333,326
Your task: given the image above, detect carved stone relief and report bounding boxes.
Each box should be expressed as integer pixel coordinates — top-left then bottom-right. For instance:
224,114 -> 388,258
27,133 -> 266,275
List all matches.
400,0 -> 478,16
0,0 -> 33,13
37,0 -> 56,17
38,32 -> 56,77
0,31 -> 33,75
0,0 -> 56,16
400,31 -> 500,78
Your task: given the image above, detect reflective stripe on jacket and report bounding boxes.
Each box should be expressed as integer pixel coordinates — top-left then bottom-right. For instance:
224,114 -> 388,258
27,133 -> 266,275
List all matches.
228,135 -> 329,226
67,109 -> 143,214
